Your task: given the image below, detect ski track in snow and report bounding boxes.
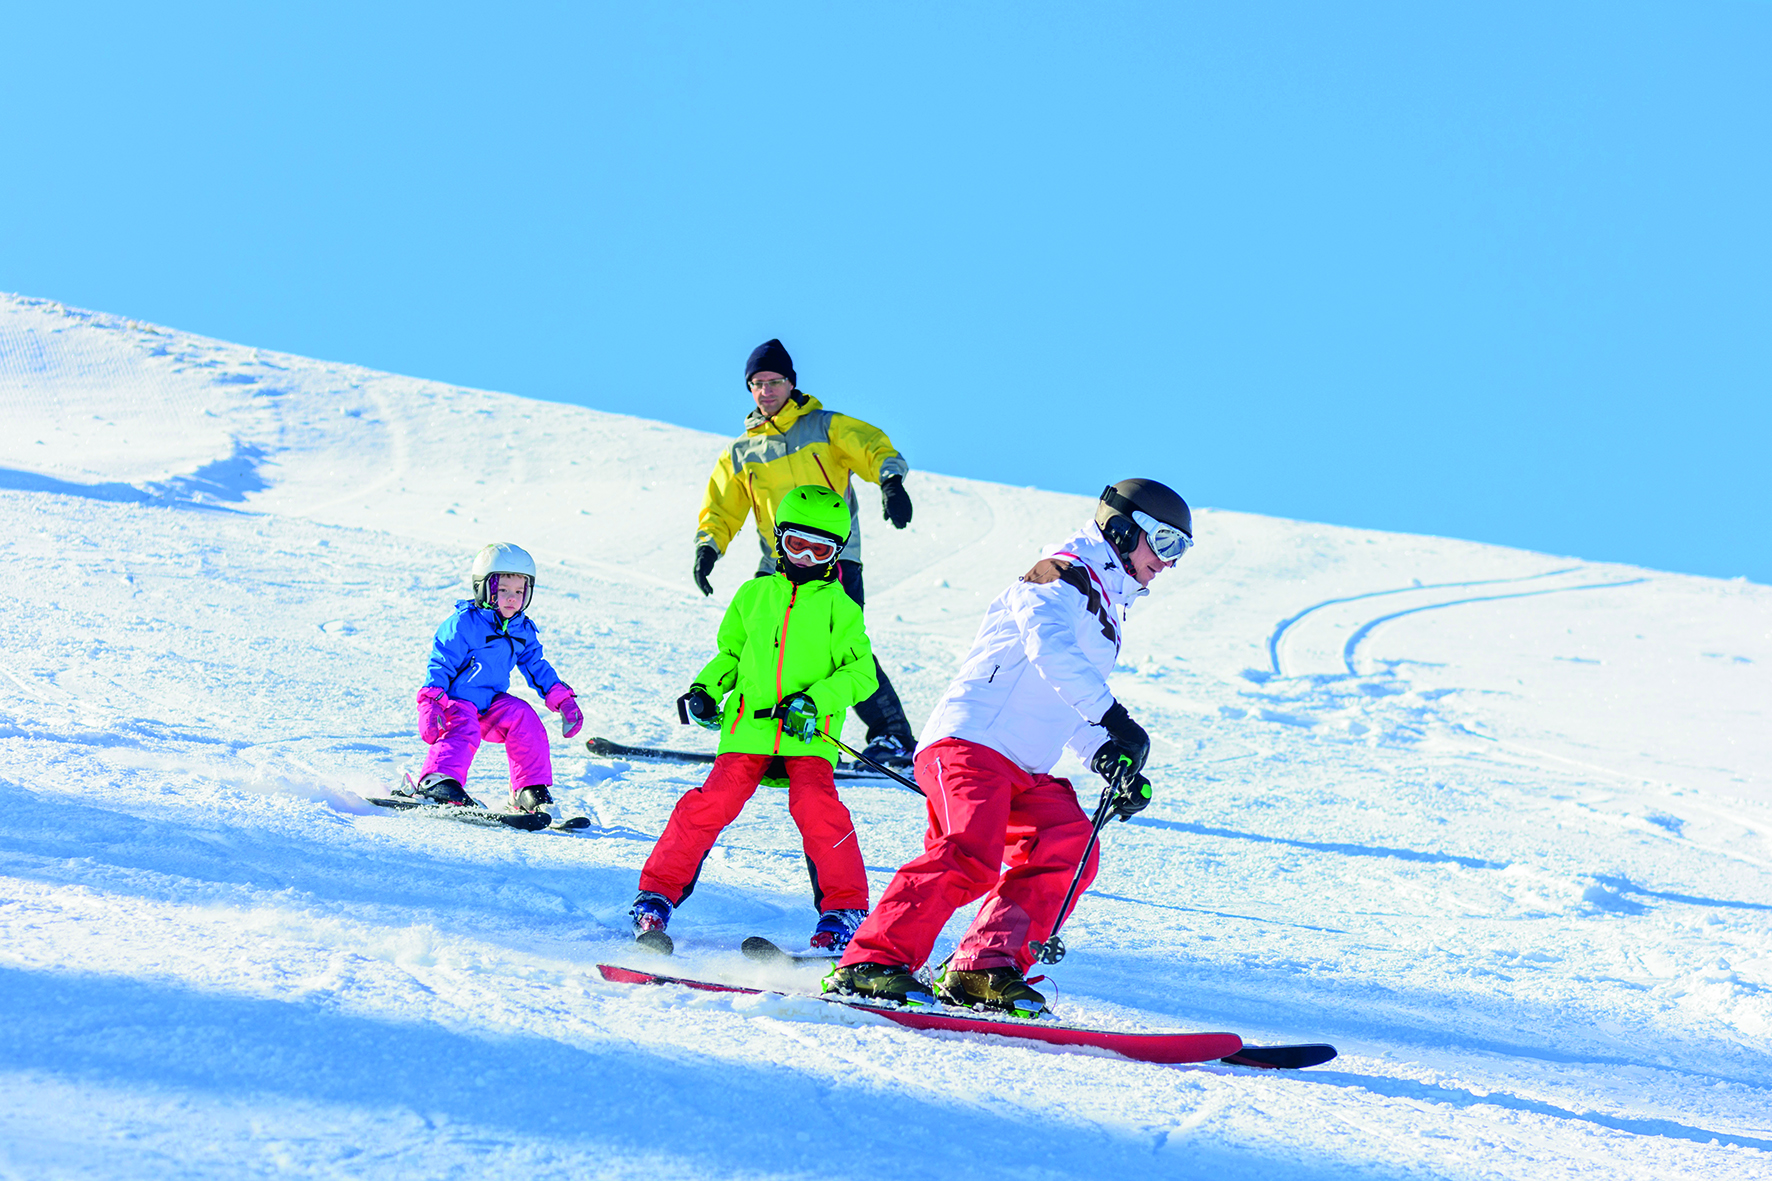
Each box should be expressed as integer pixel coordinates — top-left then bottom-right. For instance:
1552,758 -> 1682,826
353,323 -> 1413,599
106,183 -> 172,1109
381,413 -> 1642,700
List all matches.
2,292 -> 1771,1179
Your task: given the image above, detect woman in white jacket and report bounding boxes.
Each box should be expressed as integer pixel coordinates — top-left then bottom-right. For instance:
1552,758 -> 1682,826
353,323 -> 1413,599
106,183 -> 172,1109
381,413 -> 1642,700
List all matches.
826,479 -> 1194,1014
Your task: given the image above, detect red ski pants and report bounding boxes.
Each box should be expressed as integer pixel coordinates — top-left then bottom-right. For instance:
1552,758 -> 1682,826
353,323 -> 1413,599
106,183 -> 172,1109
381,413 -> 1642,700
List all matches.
638,753 -> 869,913
839,737 -> 1099,974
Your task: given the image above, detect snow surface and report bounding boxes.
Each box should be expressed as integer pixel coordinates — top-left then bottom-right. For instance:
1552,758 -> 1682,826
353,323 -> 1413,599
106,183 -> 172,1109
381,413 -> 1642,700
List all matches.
2,291 -> 1769,1180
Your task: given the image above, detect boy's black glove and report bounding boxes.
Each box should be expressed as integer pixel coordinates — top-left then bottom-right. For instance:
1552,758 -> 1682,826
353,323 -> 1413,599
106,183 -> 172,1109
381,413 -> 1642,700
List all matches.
881,474 -> 913,529
693,544 -> 720,596
1091,701 -> 1150,791
678,686 -> 721,730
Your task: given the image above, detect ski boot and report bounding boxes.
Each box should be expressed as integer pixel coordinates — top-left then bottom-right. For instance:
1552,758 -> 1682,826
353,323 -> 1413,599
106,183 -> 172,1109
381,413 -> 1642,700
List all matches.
416,774 -> 471,806
630,891 -> 673,955
859,734 -> 914,771
512,785 -> 555,818
808,908 -> 867,954
936,963 -> 1049,1018
822,962 -> 934,1007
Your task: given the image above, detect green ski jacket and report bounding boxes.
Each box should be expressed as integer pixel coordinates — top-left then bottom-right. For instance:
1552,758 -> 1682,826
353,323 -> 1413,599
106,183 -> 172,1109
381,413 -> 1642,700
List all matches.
694,573 -> 878,764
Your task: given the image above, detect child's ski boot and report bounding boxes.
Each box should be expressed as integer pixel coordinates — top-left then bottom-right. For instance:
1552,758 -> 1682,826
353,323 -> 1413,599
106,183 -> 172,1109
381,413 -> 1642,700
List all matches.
630,891 -> 673,955
415,774 -> 471,806
808,908 -> 867,954
513,785 -> 555,818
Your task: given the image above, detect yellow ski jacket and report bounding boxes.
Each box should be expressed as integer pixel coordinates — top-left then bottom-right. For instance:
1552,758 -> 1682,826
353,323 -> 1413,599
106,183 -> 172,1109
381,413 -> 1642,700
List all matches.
696,393 -> 908,572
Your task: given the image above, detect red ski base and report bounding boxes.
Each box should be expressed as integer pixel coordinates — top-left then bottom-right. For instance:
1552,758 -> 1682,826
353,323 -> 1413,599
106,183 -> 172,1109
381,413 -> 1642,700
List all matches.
596,963 -> 1244,1065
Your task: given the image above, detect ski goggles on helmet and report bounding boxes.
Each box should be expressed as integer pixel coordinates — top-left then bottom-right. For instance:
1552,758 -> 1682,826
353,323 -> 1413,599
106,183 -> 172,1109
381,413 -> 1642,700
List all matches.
779,527 -> 840,565
1132,510 -> 1193,563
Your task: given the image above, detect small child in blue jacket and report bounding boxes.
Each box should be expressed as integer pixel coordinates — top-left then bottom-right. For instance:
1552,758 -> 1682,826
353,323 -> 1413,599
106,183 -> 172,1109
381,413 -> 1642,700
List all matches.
413,542 -> 583,814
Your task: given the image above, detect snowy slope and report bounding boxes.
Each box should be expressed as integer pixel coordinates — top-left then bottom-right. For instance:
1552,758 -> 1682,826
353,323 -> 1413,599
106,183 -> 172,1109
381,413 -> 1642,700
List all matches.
2,291 -> 1769,1180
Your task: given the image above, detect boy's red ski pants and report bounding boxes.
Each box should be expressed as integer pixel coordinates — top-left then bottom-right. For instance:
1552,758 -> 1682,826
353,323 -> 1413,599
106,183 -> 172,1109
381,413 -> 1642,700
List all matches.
639,753 -> 869,912
839,737 -> 1099,974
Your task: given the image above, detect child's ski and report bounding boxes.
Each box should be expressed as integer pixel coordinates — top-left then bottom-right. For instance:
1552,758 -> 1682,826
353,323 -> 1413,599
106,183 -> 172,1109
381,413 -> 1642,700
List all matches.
586,737 -> 889,782
740,936 -> 837,969
596,961 -> 1244,1064
366,794 -> 552,831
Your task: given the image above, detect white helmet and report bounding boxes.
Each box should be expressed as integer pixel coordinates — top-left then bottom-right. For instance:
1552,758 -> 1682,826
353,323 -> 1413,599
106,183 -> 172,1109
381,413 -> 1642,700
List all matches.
471,542 -> 537,611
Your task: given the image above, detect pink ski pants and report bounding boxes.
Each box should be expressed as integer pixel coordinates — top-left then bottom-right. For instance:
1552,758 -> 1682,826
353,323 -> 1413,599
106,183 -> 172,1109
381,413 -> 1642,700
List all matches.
839,737 -> 1100,974
420,693 -> 553,794
639,753 -> 869,913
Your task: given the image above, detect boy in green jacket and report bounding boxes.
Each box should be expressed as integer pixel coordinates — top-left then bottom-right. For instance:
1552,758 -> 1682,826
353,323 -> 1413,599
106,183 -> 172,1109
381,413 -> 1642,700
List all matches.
630,485 -> 880,954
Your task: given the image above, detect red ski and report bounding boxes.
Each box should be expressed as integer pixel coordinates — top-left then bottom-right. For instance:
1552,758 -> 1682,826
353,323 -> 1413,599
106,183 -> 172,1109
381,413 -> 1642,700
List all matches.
596,963 -> 1244,1065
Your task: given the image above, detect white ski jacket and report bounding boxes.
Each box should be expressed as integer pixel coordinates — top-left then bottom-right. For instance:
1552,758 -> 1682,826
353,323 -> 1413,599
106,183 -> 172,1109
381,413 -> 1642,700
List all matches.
919,522 -> 1144,775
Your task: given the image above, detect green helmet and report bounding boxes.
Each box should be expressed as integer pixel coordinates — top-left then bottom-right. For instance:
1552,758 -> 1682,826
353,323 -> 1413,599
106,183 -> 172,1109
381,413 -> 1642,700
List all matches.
773,485 -> 851,582
775,485 -> 852,542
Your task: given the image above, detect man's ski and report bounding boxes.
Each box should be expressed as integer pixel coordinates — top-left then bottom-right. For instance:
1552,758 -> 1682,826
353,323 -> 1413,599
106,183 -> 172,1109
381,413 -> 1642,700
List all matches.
586,737 -> 889,782
595,962 -> 1245,1066
1221,1044 -> 1338,1069
366,794 -> 552,831
740,935 -> 837,969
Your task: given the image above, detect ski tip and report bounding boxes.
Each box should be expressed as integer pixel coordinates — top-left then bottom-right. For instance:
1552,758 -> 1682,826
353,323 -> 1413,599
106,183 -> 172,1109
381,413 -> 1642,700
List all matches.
1220,1043 -> 1339,1070
553,815 -> 593,831
635,929 -> 674,956
739,935 -> 782,962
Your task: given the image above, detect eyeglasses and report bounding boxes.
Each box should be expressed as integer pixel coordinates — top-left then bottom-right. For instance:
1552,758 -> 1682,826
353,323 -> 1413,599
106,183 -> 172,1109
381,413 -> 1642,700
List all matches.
1132,510 -> 1193,563
749,377 -> 791,392
779,527 -> 839,564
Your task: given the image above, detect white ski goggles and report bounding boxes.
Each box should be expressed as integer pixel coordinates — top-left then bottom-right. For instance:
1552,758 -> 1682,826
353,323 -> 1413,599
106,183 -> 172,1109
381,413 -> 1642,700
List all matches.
1133,510 -> 1193,563
779,527 -> 840,565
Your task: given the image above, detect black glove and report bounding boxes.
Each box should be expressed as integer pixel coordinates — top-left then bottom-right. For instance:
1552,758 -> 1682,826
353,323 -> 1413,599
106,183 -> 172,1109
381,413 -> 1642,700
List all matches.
1109,774 -> 1152,822
881,473 -> 912,529
677,686 -> 720,730
1091,701 -> 1150,791
692,544 -> 719,596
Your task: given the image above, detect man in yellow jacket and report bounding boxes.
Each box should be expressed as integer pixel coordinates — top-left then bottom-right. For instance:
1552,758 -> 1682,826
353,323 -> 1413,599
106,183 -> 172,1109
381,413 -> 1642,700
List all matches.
693,338 -> 917,767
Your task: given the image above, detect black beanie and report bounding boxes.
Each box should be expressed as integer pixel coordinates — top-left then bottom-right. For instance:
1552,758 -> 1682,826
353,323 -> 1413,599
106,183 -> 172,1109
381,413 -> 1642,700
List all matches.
744,338 -> 796,387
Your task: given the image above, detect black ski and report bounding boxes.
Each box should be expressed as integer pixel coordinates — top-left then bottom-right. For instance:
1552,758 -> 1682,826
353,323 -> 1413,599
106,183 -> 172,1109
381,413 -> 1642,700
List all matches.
635,929 -> 674,955
366,795 -> 552,831
740,936 -> 837,969
1220,1044 -> 1339,1070
586,736 -> 895,782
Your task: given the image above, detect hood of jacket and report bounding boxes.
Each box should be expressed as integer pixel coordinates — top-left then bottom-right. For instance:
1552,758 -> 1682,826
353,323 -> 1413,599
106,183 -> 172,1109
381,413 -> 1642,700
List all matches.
743,391 -> 822,437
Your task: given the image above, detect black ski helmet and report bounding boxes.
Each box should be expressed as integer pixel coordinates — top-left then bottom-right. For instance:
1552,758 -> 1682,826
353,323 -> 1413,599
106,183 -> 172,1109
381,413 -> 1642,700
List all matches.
1096,478 -> 1193,564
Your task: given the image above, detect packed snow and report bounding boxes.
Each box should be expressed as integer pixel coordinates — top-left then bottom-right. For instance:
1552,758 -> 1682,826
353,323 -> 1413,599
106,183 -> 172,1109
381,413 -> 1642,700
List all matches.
1,292 -> 1768,1179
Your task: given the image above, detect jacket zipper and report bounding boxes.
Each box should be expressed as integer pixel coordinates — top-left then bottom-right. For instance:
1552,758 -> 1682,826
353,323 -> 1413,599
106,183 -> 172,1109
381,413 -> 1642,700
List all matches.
771,583 -> 799,753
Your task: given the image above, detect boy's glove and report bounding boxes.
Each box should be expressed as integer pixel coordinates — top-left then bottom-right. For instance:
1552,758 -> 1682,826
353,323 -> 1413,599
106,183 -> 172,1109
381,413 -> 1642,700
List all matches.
693,544 -> 720,596
881,474 -> 913,528
415,686 -> 452,744
545,682 -> 584,739
1109,774 -> 1153,821
678,685 -> 722,730
777,692 -> 820,743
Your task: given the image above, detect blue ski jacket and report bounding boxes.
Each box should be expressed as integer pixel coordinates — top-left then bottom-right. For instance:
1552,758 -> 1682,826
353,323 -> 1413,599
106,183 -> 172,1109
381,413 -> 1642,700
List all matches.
422,600 -> 564,712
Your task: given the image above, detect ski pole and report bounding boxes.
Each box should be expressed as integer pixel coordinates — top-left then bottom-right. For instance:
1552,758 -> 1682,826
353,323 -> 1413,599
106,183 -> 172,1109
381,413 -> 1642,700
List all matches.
820,733 -> 925,797
1028,774 -> 1149,965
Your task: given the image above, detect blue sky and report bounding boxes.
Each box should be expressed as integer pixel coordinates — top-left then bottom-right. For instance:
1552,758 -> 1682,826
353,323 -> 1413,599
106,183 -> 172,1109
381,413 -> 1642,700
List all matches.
4,2 -> 1768,583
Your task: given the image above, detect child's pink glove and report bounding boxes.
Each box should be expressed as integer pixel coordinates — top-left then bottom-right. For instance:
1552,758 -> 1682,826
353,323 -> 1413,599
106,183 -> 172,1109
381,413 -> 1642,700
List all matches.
415,686 -> 452,744
546,682 -> 584,739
